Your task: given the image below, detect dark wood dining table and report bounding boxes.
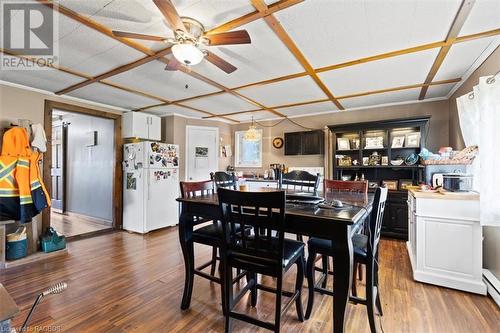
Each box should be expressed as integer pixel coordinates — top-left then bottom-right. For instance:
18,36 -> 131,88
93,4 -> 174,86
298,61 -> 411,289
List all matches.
177,189 -> 373,333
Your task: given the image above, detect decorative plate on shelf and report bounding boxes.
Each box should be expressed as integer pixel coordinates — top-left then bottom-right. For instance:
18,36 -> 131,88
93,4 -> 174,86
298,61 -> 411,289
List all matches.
272,137 -> 283,149
405,153 -> 419,165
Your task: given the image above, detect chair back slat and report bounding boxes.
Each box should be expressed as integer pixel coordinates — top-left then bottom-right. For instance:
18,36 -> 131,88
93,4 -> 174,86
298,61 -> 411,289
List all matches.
211,171 -> 238,190
218,188 -> 286,265
367,187 -> 388,259
281,170 -> 320,194
180,180 -> 215,198
324,179 -> 368,194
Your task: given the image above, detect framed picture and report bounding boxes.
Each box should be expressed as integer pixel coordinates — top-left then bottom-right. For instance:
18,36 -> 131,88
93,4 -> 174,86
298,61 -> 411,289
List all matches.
362,157 -> 369,166
399,179 -> 413,190
351,138 -> 360,150
381,156 -> 389,165
391,136 -> 405,148
365,136 -> 384,149
405,132 -> 421,148
338,156 -> 352,167
337,138 -> 351,150
381,180 -> 398,191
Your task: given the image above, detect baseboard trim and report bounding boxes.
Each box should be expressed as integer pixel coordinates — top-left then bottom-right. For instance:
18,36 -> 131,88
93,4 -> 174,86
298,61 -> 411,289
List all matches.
483,269 -> 500,307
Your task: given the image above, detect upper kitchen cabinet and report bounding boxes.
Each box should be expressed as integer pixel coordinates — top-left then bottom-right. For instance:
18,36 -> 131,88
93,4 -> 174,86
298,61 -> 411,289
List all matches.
284,130 -> 324,155
122,112 -> 161,141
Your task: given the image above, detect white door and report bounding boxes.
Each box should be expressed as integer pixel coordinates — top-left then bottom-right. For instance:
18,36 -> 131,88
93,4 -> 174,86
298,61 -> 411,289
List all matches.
186,126 -> 219,181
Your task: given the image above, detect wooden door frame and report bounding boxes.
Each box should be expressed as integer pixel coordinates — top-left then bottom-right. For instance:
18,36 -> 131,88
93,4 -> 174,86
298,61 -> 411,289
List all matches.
42,100 -> 123,232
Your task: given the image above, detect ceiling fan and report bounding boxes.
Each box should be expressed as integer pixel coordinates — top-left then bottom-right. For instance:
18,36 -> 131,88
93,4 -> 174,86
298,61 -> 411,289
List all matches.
111,0 -> 251,74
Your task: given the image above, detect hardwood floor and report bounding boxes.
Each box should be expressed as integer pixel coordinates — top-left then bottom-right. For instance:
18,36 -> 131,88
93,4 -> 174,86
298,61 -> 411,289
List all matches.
0,228 -> 498,333
50,211 -> 112,238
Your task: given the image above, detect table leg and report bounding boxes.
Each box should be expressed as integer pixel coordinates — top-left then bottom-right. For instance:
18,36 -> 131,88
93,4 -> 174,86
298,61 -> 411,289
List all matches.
331,226 -> 353,333
179,204 -> 194,310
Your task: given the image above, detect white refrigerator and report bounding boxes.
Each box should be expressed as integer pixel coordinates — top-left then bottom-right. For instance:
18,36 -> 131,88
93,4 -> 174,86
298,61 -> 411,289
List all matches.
123,141 -> 179,233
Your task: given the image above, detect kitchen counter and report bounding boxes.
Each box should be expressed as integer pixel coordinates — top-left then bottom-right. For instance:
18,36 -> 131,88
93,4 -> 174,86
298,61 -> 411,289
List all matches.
408,188 -> 479,200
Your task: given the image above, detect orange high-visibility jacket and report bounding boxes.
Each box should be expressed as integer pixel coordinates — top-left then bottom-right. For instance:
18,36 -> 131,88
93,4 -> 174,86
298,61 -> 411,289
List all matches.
0,127 -> 50,223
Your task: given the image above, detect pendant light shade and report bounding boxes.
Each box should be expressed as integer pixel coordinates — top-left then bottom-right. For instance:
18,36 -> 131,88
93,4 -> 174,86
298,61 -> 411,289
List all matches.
244,117 -> 260,141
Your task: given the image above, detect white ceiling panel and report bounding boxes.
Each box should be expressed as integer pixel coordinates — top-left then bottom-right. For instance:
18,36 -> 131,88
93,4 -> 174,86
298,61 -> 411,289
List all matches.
434,37 -> 496,81
342,89 -> 420,109
108,60 -> 219,100
276,0 -> 462,68
56,15 -> 145,76
459,0 -> 500,36
148,104 -> 209,118
230,111 -> 275,122
319,48 -> 440,96
190,19 -> 303,88
237,76 -> 326,106
426,83 -> 457,99
182,93 -> 256,114
278,101 -> 338,117
67,83 -> 158,110
0,66 -> 84,92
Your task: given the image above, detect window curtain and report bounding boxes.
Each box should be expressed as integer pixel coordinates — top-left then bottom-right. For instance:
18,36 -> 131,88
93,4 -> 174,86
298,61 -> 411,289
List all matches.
457,75 -> 500,226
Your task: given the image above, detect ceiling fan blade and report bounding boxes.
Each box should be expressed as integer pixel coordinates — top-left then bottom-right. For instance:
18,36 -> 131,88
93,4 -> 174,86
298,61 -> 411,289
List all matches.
206,30 -> 251,46
164,58 -> 182,71
153,0 -> 187,33
112,30 -> 165,41
205,51 -> 237,74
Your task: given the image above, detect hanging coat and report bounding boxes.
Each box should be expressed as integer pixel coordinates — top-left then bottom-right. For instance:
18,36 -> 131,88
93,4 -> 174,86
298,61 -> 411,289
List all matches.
0,127 -> 50,223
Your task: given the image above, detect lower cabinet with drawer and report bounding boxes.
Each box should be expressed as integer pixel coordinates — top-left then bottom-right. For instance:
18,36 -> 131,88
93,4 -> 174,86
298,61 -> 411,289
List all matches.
406,189 -> 486,294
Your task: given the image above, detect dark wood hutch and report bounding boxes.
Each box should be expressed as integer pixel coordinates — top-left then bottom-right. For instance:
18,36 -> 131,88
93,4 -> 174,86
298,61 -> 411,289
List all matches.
328,117 -> 430,239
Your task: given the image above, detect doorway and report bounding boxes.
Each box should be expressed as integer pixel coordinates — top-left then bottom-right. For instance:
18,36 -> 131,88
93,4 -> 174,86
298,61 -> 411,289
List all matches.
185,126 -> 219,181
43,101 -> 122,239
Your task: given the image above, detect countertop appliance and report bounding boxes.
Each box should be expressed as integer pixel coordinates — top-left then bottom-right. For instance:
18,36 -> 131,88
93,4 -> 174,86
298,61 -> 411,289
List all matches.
442,173 -> 473,192
123,141 -> 179,233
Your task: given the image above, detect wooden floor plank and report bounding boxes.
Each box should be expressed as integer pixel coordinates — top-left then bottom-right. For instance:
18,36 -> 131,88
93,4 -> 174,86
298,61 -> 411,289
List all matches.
0,228 -> 498,332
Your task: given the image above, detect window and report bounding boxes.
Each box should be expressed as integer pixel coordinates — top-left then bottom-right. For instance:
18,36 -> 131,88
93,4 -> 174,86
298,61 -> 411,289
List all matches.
234,130 -> 262,168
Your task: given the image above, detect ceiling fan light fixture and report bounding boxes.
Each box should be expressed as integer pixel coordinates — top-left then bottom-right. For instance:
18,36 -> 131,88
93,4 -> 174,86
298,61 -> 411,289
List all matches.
172,43 -> 204,66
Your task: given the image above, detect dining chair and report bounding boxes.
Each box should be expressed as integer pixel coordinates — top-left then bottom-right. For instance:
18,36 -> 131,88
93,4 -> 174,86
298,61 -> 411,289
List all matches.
280,170 -> 320,194
305,187 -> 388,333
218,188 -> 305,333
211,171 -> 238,190
280,170 -> 320,242
179,180 -> 246,305
323,179 -> 369,289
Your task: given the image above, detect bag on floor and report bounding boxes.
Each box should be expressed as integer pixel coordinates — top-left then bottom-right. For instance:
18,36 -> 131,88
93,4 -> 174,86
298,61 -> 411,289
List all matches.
41,227 -> 66,253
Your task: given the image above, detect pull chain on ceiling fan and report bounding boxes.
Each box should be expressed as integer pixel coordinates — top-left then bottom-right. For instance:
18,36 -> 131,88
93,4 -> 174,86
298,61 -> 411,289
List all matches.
111,0 -> 251,74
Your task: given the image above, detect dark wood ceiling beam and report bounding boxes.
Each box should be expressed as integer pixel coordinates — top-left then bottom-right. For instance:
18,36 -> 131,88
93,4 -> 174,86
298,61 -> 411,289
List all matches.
202,78 -> 461,119
251,0 -> 344,110
419,0 -> 475,100
206,0 -> 304,34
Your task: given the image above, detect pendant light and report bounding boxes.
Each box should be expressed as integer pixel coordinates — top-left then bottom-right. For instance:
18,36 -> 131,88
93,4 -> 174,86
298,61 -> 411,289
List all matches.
244,117 -> 260,141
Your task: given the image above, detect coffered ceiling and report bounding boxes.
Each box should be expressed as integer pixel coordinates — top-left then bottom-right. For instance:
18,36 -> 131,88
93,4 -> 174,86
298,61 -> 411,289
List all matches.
1,0 -> 499,123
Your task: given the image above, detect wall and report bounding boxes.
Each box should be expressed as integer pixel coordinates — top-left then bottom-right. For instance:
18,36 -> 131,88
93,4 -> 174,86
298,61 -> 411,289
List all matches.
232,99 -> 450,174
449,46 -> 500,149
162,115 -> 232,180
447,46 -> 500,281
63,112 -> 114,221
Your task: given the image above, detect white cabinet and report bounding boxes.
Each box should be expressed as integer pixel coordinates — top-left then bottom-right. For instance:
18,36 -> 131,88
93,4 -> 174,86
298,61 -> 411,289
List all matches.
406,190 -> 486,294
122,112 -> 161,140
